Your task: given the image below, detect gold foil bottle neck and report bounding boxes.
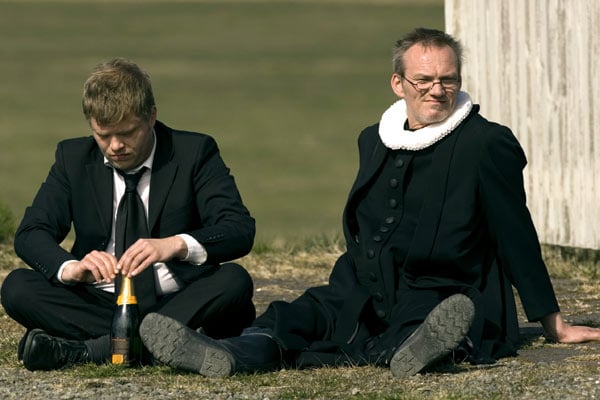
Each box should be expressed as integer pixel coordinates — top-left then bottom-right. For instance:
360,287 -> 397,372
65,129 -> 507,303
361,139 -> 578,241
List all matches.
116,275 -> 138,305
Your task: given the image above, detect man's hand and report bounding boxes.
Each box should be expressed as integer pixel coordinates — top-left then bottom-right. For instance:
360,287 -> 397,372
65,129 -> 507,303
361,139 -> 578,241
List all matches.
61,251 -> 118,284
117,236 -> 188,277
541,312 -> 600,343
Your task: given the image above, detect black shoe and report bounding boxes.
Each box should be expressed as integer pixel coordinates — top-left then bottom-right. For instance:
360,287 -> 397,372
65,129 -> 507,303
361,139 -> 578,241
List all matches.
22,329 -> 91,371
390,293 -> 475,378
17,330 -> 30,361
140,313 -> 281,377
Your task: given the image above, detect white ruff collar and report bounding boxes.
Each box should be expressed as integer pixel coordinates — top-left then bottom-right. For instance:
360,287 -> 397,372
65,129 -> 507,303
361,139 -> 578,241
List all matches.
378,91 -> 473,150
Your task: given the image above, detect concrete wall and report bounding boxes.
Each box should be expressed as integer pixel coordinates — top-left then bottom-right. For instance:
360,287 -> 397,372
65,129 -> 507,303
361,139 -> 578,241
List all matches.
445,0 -> 599,249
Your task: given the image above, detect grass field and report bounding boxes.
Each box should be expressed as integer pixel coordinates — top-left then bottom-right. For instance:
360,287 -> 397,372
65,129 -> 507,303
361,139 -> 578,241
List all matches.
0,0 -> 444,243
1,241 -> 600,399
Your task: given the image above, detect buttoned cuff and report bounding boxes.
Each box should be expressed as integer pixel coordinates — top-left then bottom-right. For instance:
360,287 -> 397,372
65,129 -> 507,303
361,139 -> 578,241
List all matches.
177,234 -> 207,265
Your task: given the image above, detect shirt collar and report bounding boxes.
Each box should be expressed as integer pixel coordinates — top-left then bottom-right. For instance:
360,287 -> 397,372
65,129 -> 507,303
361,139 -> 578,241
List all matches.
378,91 -> 473,151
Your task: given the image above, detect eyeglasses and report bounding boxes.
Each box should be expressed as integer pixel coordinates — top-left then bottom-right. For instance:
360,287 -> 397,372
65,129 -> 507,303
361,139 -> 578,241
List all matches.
402,76 -> 461,93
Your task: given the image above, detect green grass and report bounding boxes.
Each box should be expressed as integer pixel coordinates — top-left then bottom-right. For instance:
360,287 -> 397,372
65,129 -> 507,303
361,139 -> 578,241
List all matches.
0,0 -> 444,243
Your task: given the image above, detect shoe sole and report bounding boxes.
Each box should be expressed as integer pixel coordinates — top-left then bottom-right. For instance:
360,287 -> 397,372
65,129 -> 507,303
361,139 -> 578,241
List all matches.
390,293 -> 475,378
139,313 -> 234,377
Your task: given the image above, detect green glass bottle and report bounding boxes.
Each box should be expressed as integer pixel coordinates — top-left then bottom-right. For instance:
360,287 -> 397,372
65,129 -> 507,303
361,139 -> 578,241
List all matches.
110,275 -> 142,366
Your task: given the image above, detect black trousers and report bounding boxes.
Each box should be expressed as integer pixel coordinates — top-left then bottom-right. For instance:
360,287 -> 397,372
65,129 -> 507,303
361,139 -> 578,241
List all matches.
1,262 -> 256,341
254,260 -> 519,367
255,284 -> 450,367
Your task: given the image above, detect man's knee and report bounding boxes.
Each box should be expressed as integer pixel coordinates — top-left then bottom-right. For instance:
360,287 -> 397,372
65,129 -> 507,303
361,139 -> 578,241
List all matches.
1,268 -> 41,316
218,262 -> 254,300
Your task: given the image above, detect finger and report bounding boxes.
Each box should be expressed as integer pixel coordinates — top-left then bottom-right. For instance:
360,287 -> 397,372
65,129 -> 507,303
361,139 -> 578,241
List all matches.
118,239 -> 148,276
560,325 -> 600,343
119,245 -> 144,277
119,240 -> 141,267
81,259 -> 103,283
96,254 -> 118,282
128,250 -> 155,277
117,244 -> 140,276
129,259 -> 155,277
86,251 -> 118,282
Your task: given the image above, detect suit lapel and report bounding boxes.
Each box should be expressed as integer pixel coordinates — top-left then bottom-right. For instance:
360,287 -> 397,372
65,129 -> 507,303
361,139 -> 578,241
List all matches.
343,129 -> 387,243
348,135 -> 387,202
148,123 -> 177,231
86,162 -> 114,238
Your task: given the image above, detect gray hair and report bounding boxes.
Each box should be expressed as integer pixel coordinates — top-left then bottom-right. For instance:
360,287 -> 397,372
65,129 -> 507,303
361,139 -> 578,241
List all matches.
392,27 -> 463,76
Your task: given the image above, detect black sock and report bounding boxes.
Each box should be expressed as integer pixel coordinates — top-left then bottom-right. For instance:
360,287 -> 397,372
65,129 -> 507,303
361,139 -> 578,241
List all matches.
84,334 -> 111,364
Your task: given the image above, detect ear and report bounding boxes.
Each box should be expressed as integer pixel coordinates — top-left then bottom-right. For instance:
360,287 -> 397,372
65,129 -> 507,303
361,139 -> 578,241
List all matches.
390,73 -> 405,98
149,106 -> 157,127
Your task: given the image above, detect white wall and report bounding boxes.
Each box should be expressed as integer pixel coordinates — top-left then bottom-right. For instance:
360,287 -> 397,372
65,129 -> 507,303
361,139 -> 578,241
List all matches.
445,0 -> 599,249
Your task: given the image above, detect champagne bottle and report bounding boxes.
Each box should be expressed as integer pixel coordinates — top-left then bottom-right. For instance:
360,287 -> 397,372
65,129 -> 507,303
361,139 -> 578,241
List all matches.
110,275 -> 142,366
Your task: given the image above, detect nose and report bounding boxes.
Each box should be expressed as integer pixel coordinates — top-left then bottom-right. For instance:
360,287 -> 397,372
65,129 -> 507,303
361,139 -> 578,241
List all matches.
110,136 -> 125,151
429,81 -> 446,96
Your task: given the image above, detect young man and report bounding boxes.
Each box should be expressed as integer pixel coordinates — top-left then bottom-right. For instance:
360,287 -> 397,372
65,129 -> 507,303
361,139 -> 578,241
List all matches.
1,58 -> 257,371
139,28 -> 600,377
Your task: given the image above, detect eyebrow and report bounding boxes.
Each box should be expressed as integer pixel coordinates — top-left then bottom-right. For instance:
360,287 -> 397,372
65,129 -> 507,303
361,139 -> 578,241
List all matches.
410,73 -> 459,80
94,125 -> 137,137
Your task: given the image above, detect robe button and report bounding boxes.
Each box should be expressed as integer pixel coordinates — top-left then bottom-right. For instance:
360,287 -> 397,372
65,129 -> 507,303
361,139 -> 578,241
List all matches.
376,310 -> 386,318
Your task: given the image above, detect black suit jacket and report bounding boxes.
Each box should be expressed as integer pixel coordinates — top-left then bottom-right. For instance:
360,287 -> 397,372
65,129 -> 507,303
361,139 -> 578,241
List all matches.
342,106 -> 559,320
258,106 -> 560,362
14,121 -> 255,286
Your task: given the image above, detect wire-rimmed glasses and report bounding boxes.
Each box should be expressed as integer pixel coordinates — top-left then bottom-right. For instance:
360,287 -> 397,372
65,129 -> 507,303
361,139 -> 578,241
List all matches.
402,76 -> 461,93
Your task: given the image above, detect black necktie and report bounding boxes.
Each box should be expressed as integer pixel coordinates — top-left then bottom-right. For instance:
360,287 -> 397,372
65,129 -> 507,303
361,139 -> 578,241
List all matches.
114,168 -> 156,305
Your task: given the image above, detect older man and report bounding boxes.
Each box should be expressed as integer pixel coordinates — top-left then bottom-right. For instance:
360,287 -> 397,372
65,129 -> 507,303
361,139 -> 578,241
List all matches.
139,28 -> 600,377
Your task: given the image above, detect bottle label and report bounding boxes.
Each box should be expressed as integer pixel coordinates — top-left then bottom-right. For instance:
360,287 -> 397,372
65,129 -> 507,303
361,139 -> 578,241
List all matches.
112,354 -> 125,364
111,338 -> 131,365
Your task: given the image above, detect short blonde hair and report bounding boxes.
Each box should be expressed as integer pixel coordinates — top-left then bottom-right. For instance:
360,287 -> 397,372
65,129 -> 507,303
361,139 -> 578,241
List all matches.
82,58 -> 155,125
